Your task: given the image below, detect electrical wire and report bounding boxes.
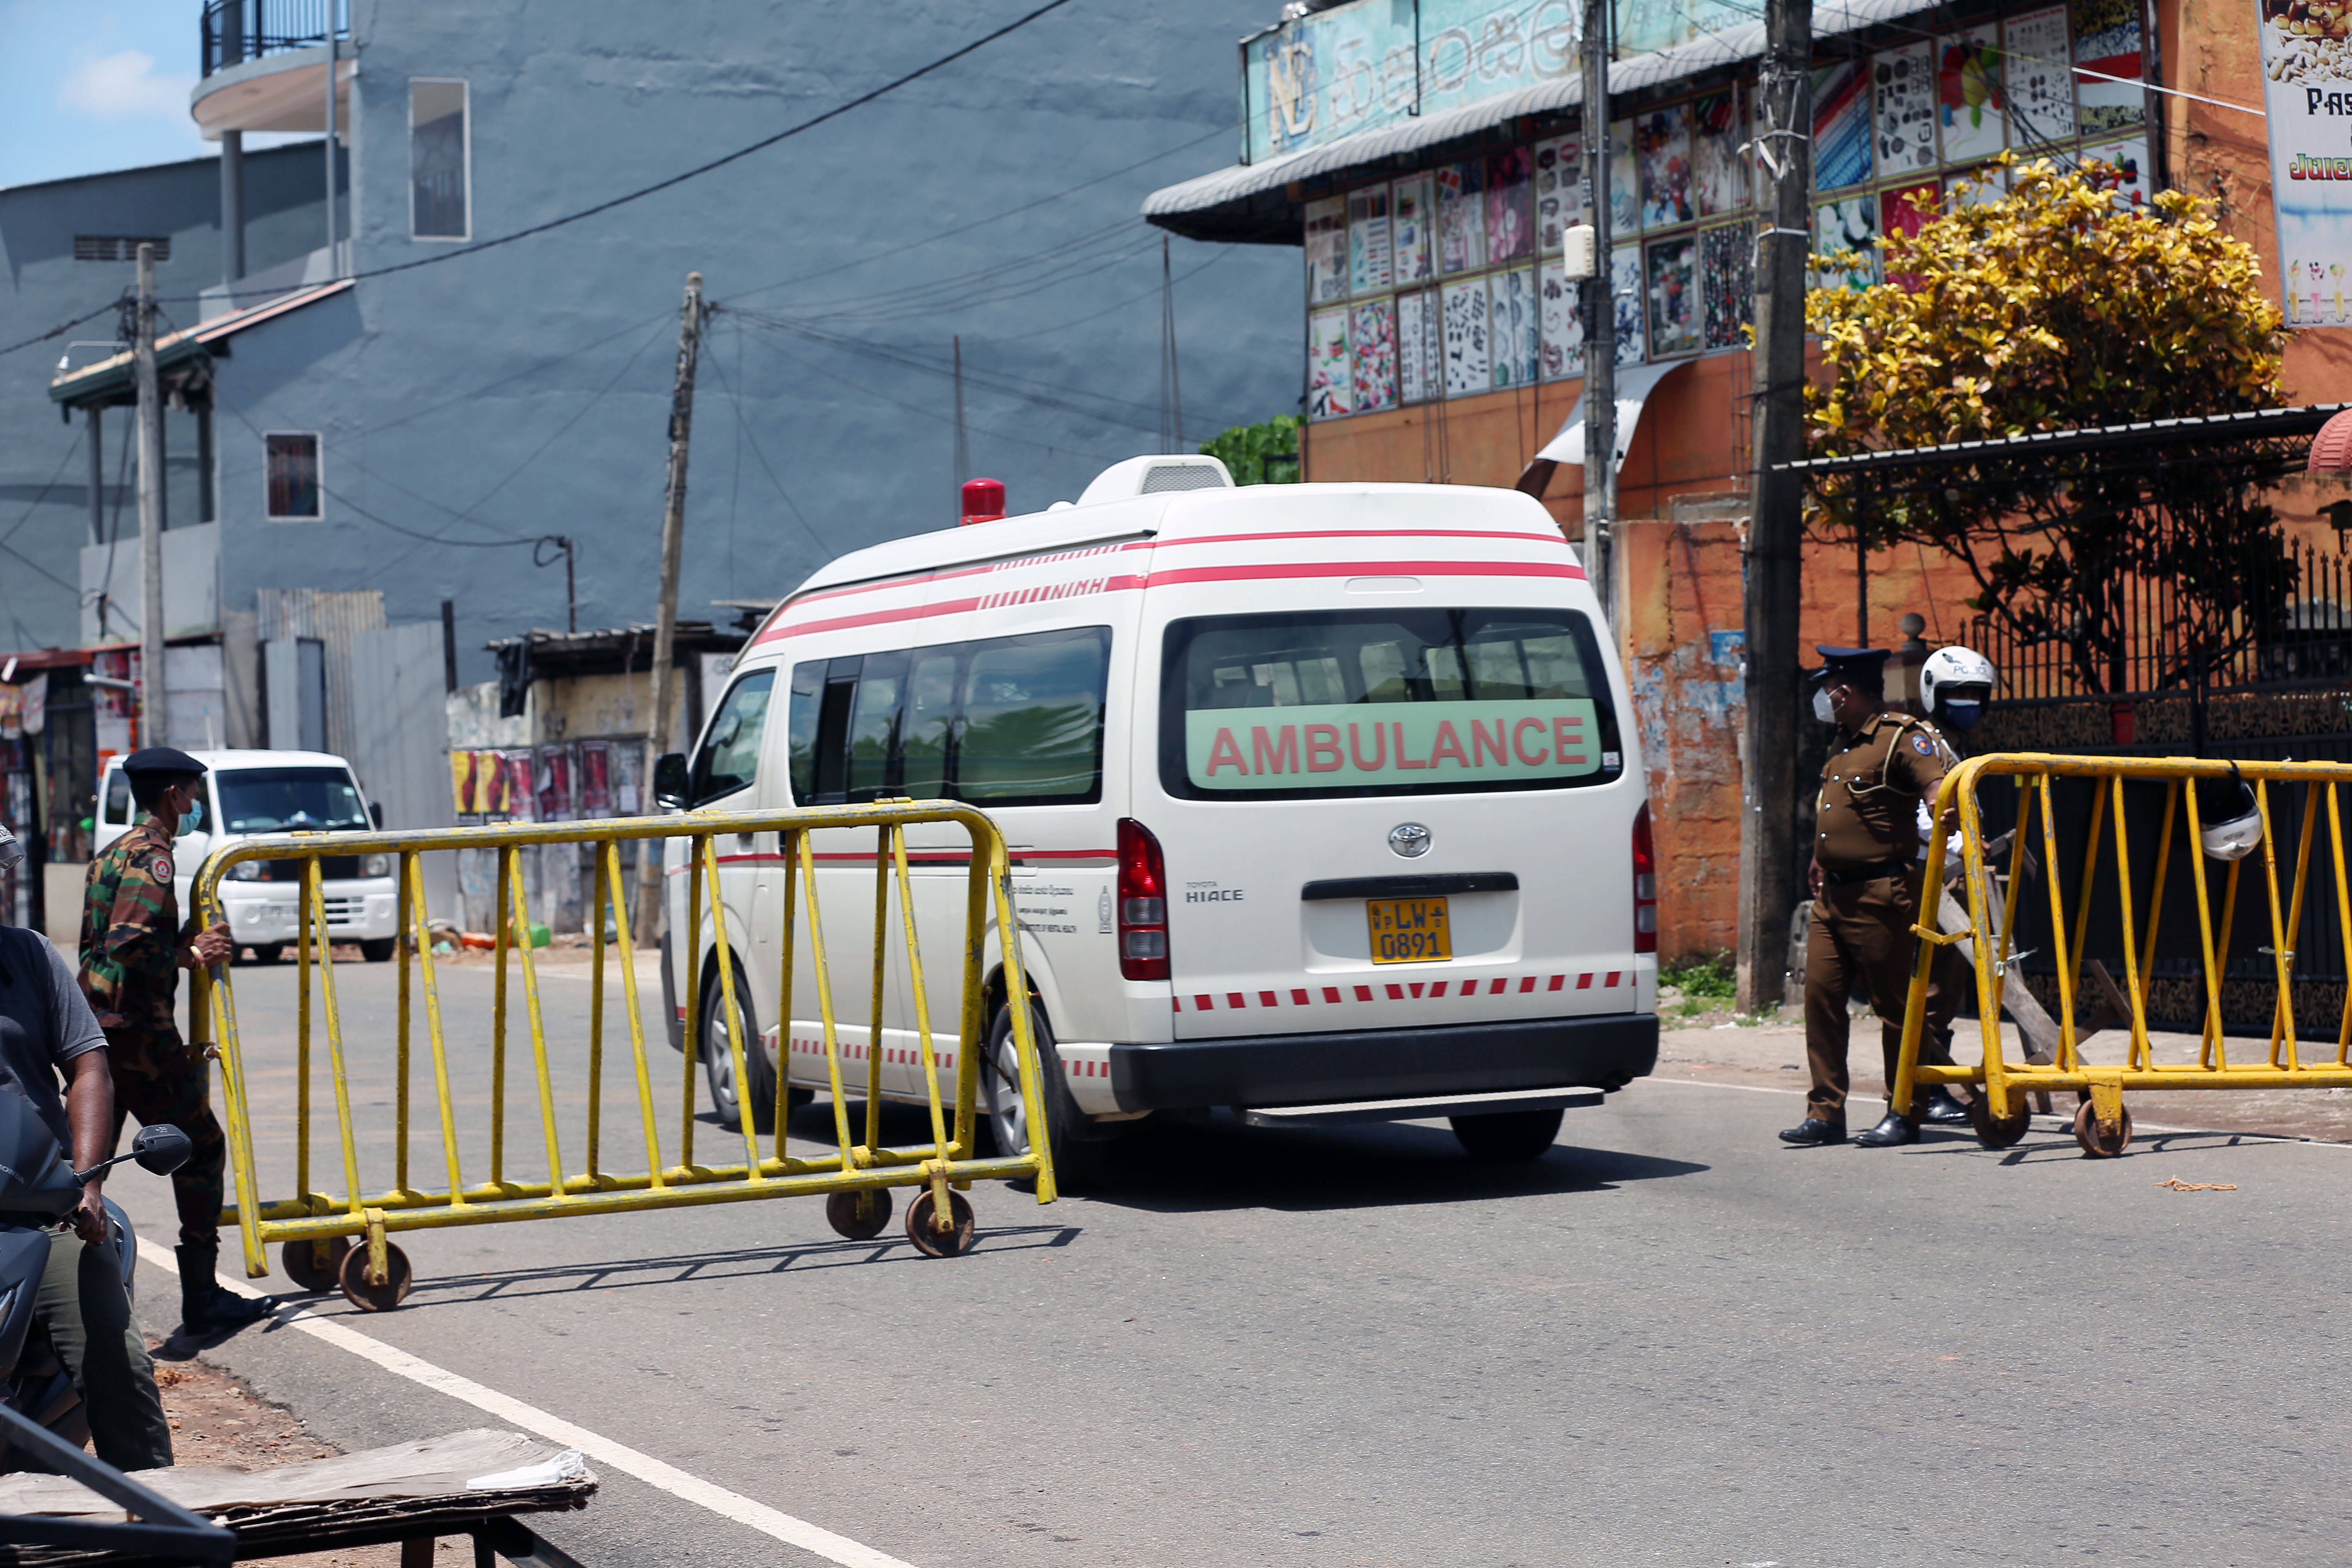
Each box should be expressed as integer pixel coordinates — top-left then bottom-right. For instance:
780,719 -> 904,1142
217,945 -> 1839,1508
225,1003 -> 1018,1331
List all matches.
0,427 -> 84,550
0,299 -> 121,363
702,327 -> 831,556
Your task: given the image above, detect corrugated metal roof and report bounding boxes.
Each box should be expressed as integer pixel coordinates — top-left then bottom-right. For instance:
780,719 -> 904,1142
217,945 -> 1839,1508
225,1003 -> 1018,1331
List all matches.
47,278 -> 354,405
1775,404 -> 2352,473
1145,0 -> 1947,243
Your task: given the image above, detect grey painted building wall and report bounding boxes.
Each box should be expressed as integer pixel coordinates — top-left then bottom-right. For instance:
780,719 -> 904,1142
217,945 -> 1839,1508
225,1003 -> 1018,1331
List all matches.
2,1 -> 1298,689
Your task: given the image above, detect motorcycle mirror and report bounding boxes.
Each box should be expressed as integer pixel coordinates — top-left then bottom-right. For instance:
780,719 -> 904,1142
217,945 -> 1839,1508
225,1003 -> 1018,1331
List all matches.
132,1124 -> 192,1176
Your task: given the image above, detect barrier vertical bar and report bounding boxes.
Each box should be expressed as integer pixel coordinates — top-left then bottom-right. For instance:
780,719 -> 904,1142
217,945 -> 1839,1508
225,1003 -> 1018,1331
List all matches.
1957,763 -> 2011,1116
773,829 -> 799,1165
699,837 -> 760,1173
2035,773 -> 2078,1067
601,842 -> 664,1188
491,847 -> 510,1186
407,856 -> 465,1204
508,844 -> 567,1199
865,826 -> 889,1158
954,826 -> 989,1159
295,850 -> 313,1204
2065,782 -> 2109,1027
587,847 -> 606,1179
796,831 -> 856,1165
1997,781 -> 2030,973
2282,781 -> 2321,1067
2181,769 -> 2224,1063
2110,774 -> 2152,1069
1891,770 -> 1952,1119
306,864 -> 365,1221
889,825 -> 949,1161
680,835 -> 703,1171
989,831 -> 1057,1202
2330,784 -> 2352,1060
395,851 -> 412,1194
198,880 -> 266,1275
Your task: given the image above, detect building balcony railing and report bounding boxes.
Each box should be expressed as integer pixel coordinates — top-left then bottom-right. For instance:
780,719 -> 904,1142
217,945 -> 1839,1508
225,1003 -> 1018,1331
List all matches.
200,0 -> 346,79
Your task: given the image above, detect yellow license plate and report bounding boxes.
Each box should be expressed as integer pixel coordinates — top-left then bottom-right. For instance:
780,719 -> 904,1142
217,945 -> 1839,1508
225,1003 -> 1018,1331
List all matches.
1367,897 -> 1452,964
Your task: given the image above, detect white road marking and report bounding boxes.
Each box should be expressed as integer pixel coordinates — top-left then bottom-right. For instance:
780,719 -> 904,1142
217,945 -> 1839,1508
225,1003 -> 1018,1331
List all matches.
138,1240 -> 919,1568
1633,1073 -> 2352,1144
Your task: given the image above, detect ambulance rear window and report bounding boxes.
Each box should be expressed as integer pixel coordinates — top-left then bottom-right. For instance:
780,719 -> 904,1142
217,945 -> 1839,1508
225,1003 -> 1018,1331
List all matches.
1160,608 -> 1623,800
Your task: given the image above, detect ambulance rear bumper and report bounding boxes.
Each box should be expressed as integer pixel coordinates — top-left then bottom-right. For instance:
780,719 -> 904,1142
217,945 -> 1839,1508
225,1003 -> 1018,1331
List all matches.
1106,1012 -> 1659,1114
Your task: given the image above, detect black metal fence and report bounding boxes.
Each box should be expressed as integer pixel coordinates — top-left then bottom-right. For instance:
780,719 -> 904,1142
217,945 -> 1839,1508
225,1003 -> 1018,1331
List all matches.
200,0 -> 342,78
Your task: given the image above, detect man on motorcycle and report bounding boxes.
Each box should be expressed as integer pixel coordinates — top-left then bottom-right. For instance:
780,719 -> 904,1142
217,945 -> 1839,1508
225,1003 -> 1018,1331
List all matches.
0,844 -> 174,1470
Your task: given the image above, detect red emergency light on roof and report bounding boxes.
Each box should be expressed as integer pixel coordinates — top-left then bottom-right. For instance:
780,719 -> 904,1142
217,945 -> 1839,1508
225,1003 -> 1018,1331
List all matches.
959,478 -> 1006,526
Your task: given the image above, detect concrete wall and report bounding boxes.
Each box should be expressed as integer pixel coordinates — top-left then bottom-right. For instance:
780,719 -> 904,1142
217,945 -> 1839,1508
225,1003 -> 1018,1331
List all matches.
5,2 -> 1304,688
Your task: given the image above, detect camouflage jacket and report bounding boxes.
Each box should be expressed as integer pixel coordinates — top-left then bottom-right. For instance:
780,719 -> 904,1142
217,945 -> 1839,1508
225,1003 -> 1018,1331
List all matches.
78,819 -> 192,1033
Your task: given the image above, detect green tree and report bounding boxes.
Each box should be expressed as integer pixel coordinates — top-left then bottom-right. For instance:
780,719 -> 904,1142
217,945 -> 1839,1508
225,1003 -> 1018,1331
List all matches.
1805,158 -> 2291,693
1200,415 -> 1302,486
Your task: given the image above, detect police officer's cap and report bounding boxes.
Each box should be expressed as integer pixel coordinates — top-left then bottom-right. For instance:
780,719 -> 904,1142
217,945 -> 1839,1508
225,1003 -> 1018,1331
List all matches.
121,746 -> 207,778
1809,646 -> 1892,686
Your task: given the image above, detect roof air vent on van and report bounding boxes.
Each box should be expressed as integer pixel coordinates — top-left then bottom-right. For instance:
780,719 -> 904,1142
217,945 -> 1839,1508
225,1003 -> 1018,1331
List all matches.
1076,454 -> 1234,506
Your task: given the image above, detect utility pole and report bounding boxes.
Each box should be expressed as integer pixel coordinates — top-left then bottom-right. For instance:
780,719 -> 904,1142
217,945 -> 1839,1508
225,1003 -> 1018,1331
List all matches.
135,243 -> 165,746
637,271 -> 704,943
1736,0 -> 1813,1014
1579,0 -> 1616,619
1160,235 -> 1185,452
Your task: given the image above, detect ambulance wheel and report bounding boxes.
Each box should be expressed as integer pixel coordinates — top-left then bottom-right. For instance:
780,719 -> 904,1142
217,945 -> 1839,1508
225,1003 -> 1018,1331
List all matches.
984,998 -> 1104,1190
247,944 -> 283,967
825,1188 -> 892,1241
2073,1100 -> 2134,1158
904,1189 -> 975,1258
701,964 -> 777,1134
282,1237 -> 350,1292
359,939 -> 396,963
1450,1107 -> 1564,1161
1967,1093 -> 2032,1150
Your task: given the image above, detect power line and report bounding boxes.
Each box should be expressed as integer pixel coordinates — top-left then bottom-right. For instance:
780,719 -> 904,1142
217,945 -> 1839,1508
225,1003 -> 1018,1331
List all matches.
0,298 -> 120,362
703,329 -> 831,556
163,0 -> 1080,307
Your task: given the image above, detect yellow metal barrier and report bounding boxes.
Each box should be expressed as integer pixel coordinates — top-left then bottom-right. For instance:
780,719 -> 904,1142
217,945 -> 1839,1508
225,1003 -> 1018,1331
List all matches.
190,802 -> 1056,1307
1895,752 -> 2352,1157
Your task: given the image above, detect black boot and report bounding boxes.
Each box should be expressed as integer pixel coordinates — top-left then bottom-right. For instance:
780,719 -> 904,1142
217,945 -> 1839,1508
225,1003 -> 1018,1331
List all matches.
1923,1087 -> 1971,1125
174,1243 -> 275,1335
1777,1117 -> 1846,1145
1855,1111 -> 1920,1147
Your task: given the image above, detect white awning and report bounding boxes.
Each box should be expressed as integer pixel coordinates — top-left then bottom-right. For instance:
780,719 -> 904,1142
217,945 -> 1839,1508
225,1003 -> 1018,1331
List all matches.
1539,360 -> 1688,472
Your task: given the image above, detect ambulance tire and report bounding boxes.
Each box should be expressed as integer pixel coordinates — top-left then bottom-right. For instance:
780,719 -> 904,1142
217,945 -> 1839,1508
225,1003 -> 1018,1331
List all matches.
701,960 -> 778,1135
359,939 -> 396,963
1449,1107 -> 1565,1161
246,945 -> 283,966
984,998 -> 1107,1192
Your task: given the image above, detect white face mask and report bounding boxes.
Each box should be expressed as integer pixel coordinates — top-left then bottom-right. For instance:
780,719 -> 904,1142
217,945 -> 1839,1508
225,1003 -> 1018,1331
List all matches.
1812,687 -> 1837,724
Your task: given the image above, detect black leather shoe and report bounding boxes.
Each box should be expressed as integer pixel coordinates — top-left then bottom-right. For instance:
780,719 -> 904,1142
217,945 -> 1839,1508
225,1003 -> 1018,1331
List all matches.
1923,1087 -> 1971,1125
1778,1117 -> 1847,1145
1855,1112 -> 1920,1147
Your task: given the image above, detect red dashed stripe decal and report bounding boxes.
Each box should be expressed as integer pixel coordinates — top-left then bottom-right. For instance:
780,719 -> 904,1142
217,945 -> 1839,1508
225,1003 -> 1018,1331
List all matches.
1167,970 -> 1635,1011
782,1036 -> 957,1071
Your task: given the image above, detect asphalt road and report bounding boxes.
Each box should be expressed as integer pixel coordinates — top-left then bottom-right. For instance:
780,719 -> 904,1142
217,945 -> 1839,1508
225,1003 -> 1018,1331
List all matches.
98,957 -> 2352,1566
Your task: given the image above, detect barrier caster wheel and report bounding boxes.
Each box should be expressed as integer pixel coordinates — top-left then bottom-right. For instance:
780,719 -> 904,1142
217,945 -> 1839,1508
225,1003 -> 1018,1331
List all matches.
2073,1100 -> 2134,1158
904,1189 -> 974,1258
825,1189 -> 892,1241
337,1242 -> 412,1312
1966,1094 -> 2031,1150
283,1237 -> 352,1292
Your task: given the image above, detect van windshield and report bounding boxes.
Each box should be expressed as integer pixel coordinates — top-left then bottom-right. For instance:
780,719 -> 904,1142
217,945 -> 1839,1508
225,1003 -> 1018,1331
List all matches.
1160,608 -> 1623,800
214,768 -> 370,833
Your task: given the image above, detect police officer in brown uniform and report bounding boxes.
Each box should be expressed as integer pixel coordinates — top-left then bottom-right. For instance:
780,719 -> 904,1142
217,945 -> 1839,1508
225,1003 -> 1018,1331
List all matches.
1780,648 -> 1957,1148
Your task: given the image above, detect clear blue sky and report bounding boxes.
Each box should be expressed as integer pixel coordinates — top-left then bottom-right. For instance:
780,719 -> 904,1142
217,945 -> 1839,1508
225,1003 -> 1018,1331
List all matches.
0,0 -> 307,189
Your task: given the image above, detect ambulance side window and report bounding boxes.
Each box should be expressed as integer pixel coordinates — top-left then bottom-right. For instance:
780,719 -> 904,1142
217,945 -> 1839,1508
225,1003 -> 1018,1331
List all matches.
845,653 -> 908,804
786,664 -> 825,802
102,770 -> 131,825
899,652 -> 961,798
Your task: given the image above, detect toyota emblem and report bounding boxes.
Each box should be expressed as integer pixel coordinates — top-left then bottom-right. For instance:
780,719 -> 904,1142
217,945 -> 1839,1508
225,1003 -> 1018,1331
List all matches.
1388,822 -> 1432,858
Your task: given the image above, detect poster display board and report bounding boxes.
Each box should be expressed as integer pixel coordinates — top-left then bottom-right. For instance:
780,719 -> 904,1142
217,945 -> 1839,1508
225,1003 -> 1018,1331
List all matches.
2256,0 -> 2352,325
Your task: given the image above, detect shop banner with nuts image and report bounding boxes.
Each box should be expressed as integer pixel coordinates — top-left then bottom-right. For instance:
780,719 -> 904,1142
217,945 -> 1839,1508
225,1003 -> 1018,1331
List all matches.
2261,0 -> 2352,324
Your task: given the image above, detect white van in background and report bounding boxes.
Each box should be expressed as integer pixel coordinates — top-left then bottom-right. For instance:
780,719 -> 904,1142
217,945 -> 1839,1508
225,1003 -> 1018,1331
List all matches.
92,750 -> 400,962
659,455 -> 1657,1172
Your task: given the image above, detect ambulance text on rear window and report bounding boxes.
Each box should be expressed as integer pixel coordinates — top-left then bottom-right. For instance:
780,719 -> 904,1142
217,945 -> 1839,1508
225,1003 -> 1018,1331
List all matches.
1160,608 -> 1622,799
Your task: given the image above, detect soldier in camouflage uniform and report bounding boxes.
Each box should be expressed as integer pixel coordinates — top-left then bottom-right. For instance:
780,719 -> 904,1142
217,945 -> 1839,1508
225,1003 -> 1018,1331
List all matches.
79,748 -> 270,1335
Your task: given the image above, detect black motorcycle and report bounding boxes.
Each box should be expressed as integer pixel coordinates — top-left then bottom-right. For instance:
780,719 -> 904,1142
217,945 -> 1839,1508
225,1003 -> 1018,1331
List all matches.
0,1094 -> 188,1470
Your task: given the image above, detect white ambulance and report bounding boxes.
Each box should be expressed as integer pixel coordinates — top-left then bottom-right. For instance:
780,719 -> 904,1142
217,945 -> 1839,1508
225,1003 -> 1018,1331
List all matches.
658,456 -> 1657,1174
93,749 -> 400,962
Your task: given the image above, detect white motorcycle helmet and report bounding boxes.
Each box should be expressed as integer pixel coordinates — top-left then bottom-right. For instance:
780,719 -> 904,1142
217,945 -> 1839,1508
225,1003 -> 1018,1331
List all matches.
2197,767 -> 2264,862
1920,645 -> 1997,732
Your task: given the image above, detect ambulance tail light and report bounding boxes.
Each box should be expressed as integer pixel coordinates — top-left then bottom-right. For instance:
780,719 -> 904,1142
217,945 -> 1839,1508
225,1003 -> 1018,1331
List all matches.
1117,817 -> 1169,981
1632,802 -> 1657,955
